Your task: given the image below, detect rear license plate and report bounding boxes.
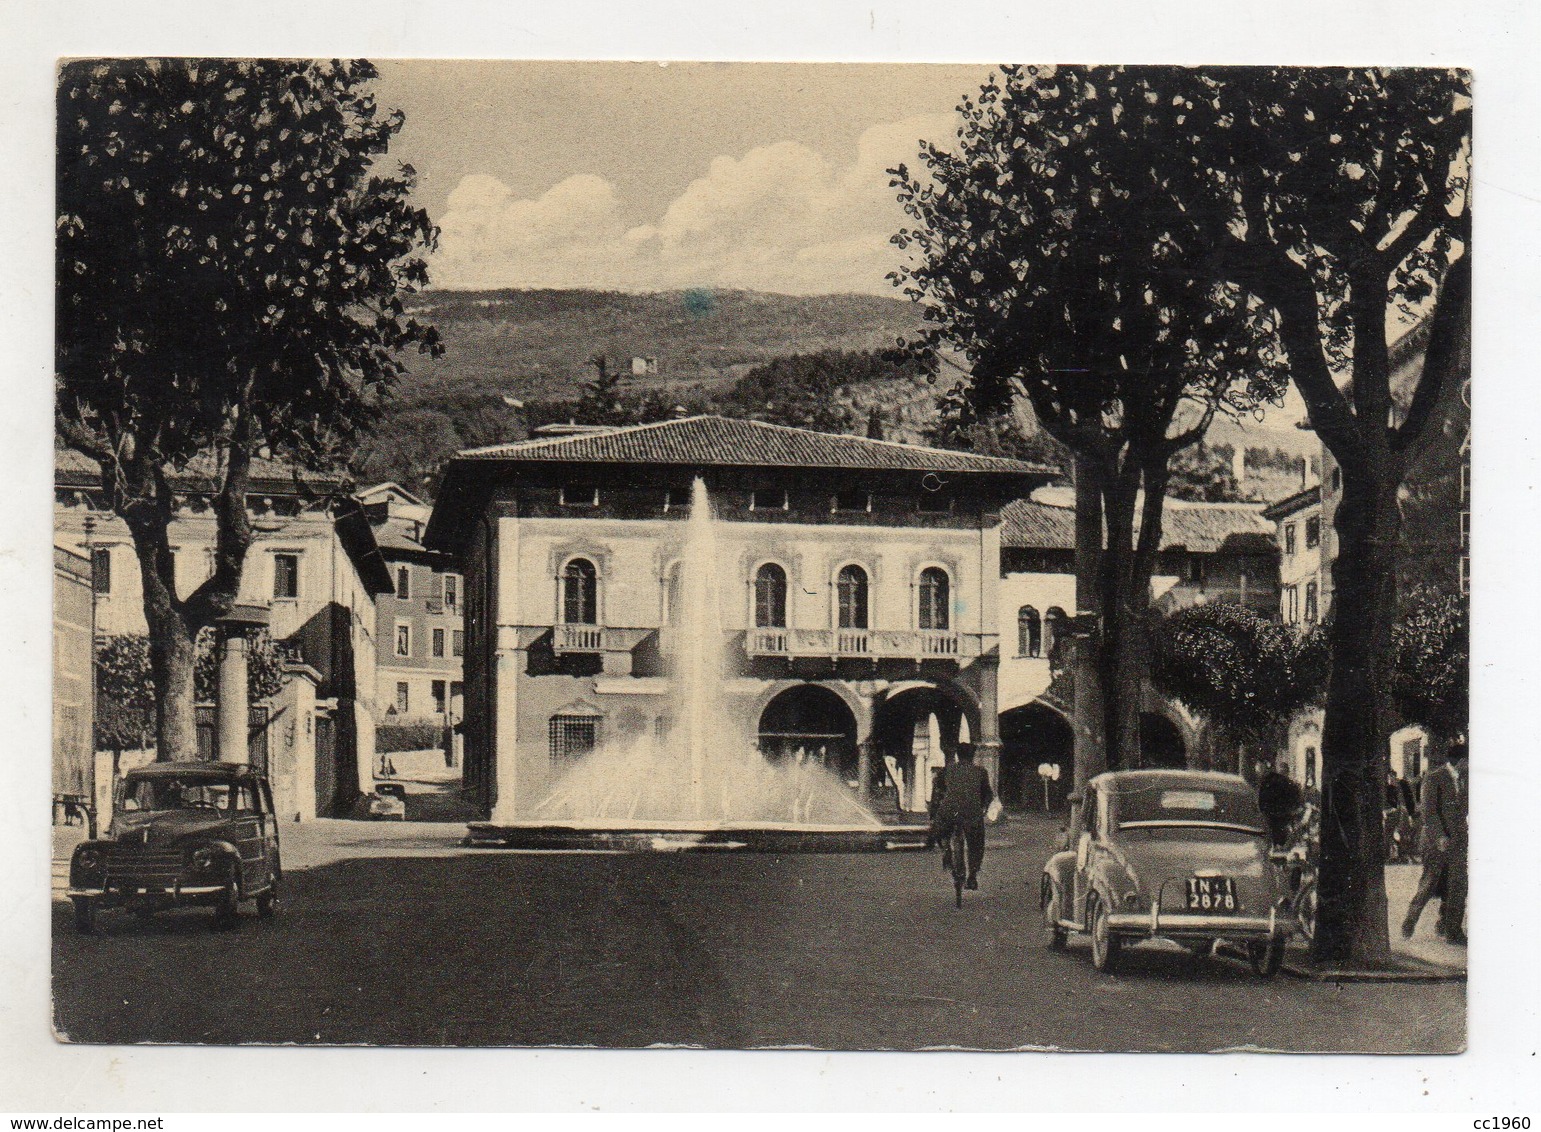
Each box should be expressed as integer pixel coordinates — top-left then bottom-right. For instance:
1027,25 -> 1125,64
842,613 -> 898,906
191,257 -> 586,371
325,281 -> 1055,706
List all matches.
1186,876 -> 1238,912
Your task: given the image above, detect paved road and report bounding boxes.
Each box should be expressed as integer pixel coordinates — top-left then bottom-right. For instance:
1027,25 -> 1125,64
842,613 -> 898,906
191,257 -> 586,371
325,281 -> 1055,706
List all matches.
52,813 -> 1463,1051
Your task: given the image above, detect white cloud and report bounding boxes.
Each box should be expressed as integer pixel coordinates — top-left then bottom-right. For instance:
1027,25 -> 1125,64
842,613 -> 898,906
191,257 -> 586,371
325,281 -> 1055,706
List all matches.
428,114 -> 954,295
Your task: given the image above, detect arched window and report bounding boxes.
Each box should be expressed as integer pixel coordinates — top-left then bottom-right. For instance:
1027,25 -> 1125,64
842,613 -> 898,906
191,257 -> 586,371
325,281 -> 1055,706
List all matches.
1017,605 -> 1042,657
918,567 -> 950,631
1044,606 -> 1067,656
562,558 -> 597,625
754,563 -> 788,628
836,564 -> 869,629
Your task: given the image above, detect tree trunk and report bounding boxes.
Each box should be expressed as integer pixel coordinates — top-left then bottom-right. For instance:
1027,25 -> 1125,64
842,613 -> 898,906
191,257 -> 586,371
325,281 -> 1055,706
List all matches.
1068,455 -> 1107,837
1312,469 -> 1402,965
124,497 -> 202,761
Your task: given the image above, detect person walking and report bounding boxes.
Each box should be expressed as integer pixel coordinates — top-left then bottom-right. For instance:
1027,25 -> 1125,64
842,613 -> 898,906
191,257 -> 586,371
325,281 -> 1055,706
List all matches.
1402,744 -> 1468,944
1255,759 -> 1304,849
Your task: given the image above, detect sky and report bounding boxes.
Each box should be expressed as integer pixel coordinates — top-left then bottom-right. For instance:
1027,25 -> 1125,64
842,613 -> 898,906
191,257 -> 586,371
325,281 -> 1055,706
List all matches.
370,61 -> 992,295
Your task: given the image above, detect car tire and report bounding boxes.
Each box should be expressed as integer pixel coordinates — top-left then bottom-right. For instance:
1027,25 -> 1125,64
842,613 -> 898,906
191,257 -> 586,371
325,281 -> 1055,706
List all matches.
1295,882 -> 1317,945
1089,893 -> 1120,972
71,897 -> 96,934
1042,878 -> 1068,950
211,875 -> 240,931
256,881 -> 278,919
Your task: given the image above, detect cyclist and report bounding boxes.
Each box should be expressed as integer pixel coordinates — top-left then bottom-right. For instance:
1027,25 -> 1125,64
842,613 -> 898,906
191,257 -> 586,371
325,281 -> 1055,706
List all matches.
927,746 -> 995,890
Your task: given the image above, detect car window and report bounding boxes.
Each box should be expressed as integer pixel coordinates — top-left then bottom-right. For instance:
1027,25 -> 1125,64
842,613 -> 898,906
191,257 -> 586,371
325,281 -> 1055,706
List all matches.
119,778 -> 238,813
1114,782 -> 1264,830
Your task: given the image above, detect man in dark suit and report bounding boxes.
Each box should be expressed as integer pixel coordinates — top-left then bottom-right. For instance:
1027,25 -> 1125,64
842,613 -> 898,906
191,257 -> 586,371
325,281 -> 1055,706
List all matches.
929,746 -> 995,890
1402,744 -> 1468,944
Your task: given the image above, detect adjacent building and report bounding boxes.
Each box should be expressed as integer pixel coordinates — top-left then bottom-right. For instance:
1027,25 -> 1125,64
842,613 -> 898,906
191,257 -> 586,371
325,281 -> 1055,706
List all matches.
995,490 -> 1280,807
53,449 -> 393,816
1262,483 -> 1324,632
53,546 -> 97,823
424,415 -> 1055,824
361,483 -> 465,731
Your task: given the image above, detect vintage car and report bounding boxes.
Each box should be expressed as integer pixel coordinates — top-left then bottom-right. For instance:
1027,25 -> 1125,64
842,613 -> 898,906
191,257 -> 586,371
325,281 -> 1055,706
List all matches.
1039,769 -> 1295,977
367,782 -> 408,821
67,761 -> 281,933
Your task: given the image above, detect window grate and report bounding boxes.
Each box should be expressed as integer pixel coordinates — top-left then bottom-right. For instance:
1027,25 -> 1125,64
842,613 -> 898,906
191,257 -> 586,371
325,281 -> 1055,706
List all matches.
549,716 -> 601,763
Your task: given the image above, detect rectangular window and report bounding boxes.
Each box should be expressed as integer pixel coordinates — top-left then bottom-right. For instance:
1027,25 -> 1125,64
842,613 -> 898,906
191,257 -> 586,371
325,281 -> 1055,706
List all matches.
549,715 -> 601,763
1304,581 -> 1319,625
90,547 -> 112,595
560,485 -> 598,507
395,622 -> 411,658
396,565 -> 411,600
1187,555 -> 1206,585
450,680 -> 463,703
452,629 -> 465,657
1305,516 -> 1321,549
1283,524 -> 1297,557
431,680 -> 447,714
832,490 -> 870,513
431,627 -> 446,658
1284,585 -> 1299,624
395,682 -> 409,714
442,573 -> 459,612
750,489 -> 788,512
273,553 -> 299,599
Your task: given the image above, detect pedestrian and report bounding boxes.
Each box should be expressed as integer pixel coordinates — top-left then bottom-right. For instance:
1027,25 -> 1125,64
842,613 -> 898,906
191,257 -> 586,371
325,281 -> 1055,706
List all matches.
1402,743 -> 1468,944
927,747 -> 994,890
1254,758 -> 1304,849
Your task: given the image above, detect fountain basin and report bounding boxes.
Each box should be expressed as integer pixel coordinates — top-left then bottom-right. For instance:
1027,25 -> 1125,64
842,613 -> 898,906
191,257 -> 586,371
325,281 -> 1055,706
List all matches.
464,819 -> 931,853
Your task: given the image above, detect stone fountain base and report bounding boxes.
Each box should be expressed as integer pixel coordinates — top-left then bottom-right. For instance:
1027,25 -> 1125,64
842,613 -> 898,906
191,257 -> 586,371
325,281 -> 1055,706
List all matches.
464,819 -> 931,853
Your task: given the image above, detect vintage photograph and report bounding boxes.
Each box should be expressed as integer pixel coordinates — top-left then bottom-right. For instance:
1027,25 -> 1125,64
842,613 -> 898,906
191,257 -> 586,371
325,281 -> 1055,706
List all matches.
49,60 -> 1469,1052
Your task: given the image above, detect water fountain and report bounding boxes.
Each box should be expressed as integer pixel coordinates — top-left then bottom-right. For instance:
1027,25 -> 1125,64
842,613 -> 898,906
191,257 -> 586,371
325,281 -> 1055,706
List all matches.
467,478 -> 925,853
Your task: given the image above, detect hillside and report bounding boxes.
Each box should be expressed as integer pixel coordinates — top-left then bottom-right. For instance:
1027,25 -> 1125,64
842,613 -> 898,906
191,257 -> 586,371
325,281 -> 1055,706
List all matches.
398,288 -> 925,405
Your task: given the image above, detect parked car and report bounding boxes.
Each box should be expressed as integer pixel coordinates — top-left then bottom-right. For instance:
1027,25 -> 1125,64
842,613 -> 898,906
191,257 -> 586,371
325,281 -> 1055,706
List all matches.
67,761 -> 281,933
368,782 -> 408,821
1039,769 -> 1296,977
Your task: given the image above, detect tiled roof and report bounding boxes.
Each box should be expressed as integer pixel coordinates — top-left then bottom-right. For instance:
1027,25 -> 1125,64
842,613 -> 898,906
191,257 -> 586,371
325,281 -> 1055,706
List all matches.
55,447 -> 343,491
1261,484 -> 1321,521
1002,497 -> 1276,555
453,415 -> 1054,477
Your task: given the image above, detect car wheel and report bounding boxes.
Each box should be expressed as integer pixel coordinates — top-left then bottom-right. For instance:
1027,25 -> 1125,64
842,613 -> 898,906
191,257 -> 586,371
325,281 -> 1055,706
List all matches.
256,880 -> 278,919
1296,882 -> 1317,944
71,897 -> 96,934
1042,878 -> 1068,950
1249,939 -> 1285,979
211,875 -> 240,931
1089,893 -> 1120,972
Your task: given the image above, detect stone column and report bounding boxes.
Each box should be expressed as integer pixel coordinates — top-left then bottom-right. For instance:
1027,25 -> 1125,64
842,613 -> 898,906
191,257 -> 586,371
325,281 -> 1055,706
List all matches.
856,739 -> 875,805
975,655 -> 1003,796
216,627 -> 249,764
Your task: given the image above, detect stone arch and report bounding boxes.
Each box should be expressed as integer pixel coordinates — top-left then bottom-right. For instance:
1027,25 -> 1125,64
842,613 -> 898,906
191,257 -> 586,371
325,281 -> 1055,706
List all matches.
999,700 -> 1074,811
756,684 -> 861,783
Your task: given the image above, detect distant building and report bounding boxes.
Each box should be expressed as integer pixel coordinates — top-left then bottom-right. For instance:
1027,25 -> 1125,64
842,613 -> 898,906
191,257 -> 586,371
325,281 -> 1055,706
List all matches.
630,356 -> 659,377
53,450 -> 393,816
362,484 -> 464,735
425,415 -> 1054,823
1262,484 -> 1324,632
995,491 -> 1280,804
53,546 -> 97,823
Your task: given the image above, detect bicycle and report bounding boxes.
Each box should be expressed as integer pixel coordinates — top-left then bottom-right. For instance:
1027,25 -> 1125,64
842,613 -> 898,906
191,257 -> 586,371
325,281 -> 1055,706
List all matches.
946,824 -> 968,908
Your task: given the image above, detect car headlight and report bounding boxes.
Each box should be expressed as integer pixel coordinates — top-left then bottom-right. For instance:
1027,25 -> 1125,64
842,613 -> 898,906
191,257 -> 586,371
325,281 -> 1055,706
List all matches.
191,848 -> 216,870
76,848 -> 102,873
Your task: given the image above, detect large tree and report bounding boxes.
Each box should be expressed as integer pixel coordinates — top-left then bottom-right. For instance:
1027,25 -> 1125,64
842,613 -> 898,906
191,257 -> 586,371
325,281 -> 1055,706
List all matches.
1165,68 -> 1470,965
900,65 -> 1469,965
57,59 -> 440,760
893,66 -> 1290,777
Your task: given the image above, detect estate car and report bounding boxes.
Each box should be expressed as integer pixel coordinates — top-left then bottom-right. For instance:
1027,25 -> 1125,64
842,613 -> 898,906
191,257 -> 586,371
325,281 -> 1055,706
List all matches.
67,762 -> 281,932
1039,769 -> 1296,977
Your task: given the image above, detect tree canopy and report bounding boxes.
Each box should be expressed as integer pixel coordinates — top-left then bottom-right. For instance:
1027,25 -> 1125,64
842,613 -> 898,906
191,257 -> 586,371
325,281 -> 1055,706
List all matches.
56,59 -> 440,758
1391,588 -> 1468,741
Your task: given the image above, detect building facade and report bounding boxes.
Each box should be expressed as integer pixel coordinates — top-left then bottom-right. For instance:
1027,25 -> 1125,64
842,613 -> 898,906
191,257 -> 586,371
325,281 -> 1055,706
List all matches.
53,546 -> 97,822
425,416 -> 1053,824
362,484 -> 465,730
995,491 -> 1280,807
1262,483 -> 1324,632
54,450 -> 393,816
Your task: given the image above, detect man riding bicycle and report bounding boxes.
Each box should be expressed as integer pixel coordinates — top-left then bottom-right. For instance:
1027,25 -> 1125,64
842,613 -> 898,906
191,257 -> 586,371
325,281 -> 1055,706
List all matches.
927,746 -> 995,890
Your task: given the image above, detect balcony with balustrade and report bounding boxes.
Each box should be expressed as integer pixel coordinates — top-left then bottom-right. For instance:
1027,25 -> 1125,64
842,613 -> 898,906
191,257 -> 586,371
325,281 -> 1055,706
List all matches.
743,627 -> 987,662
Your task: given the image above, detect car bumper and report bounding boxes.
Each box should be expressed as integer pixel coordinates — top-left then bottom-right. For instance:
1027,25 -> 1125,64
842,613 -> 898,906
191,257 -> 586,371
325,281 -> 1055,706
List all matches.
1107,906 -> 1295,940
67,884 -> 227,899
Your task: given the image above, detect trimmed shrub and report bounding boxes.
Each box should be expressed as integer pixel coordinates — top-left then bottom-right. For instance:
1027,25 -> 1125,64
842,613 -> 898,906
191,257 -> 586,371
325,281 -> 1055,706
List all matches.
376,720 -> 446,753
